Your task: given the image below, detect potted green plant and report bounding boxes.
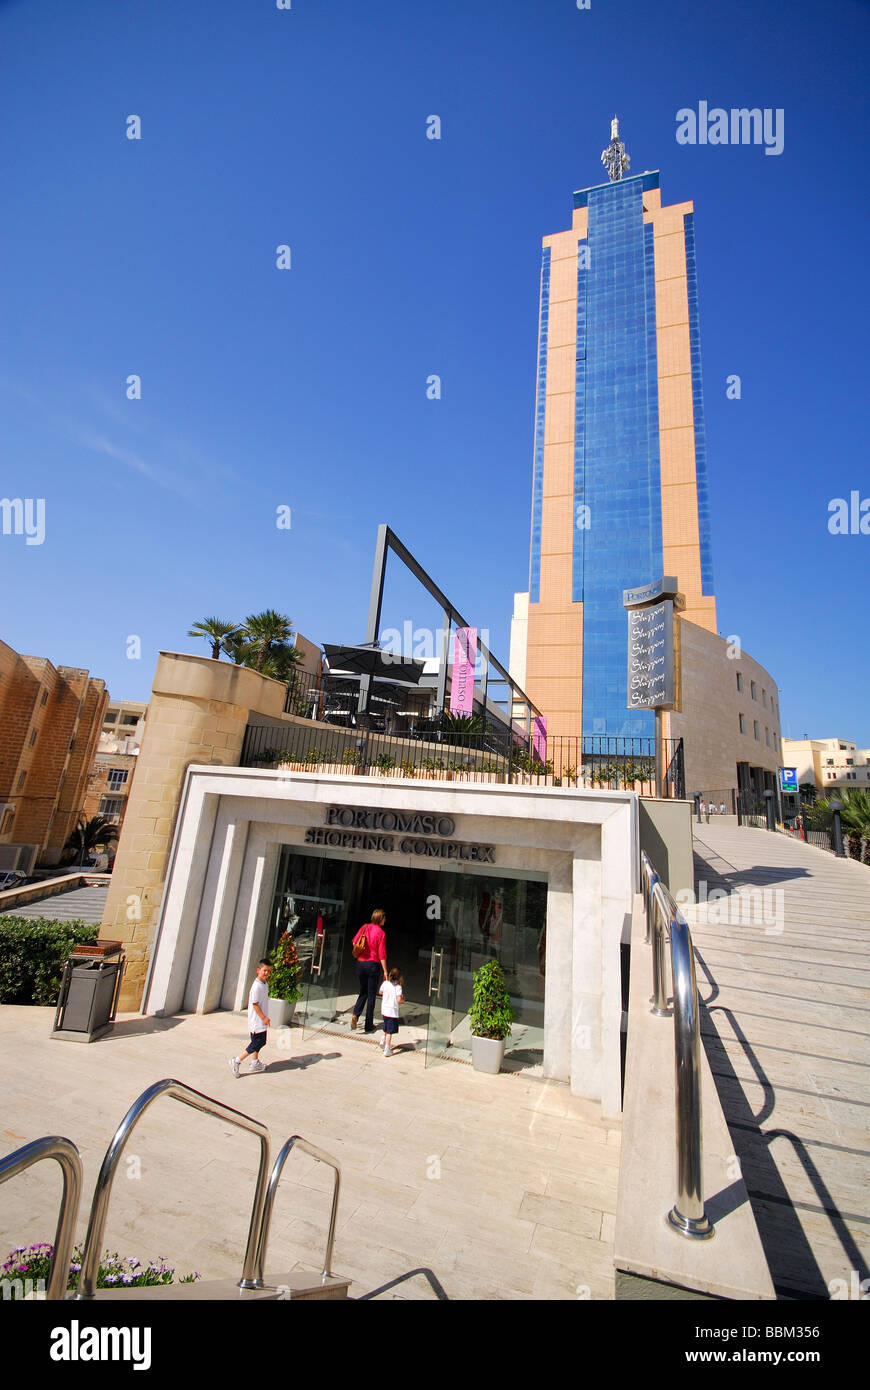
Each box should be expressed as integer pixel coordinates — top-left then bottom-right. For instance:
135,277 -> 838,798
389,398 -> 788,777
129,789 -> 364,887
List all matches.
469,960 -> 514,1074
267,931 -> 303,1026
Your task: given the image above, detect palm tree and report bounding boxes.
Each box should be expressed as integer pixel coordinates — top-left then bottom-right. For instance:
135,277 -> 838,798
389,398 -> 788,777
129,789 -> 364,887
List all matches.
817,788 -> 870,837
64,815 -> 119,867
238,610 -> 296,672
188,618 -> 242,660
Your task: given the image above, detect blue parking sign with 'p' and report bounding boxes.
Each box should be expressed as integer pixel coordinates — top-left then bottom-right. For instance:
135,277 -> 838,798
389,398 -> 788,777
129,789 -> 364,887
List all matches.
779,767 -> 798,793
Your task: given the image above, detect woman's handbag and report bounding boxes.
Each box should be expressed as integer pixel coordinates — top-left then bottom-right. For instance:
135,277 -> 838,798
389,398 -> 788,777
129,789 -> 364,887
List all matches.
352,927 -> 367,960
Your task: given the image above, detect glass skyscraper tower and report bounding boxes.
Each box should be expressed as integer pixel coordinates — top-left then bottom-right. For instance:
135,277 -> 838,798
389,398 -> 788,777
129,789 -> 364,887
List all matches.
517,122 -> 717,739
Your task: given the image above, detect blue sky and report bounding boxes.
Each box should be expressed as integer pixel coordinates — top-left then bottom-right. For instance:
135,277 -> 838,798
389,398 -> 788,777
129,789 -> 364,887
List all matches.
1,0 -> 868,743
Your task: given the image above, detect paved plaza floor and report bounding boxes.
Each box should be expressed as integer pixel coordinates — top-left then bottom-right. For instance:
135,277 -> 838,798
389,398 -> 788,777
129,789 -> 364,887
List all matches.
0,1006 -> 620,1300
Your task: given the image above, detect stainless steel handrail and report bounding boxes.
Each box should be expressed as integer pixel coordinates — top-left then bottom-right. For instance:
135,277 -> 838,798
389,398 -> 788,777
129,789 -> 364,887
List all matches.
0,1136 -> 83,1300
76,1079 -> 271,1298
650,881 -> 671,1016
254,1136 -> 341,1284
640,850 -> 659,945
644,868 -> 714,1240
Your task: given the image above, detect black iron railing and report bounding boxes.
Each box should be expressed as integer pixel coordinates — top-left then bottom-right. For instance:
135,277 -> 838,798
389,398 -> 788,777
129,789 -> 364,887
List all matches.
240,723 -> 685,797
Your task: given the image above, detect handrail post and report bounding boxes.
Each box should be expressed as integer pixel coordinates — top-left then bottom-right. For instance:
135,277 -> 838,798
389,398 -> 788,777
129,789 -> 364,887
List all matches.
76,1079 -> 271,1298
0,1136 -> 83,1300
666,909 -> 714,1239
255,1136 -> 342,1284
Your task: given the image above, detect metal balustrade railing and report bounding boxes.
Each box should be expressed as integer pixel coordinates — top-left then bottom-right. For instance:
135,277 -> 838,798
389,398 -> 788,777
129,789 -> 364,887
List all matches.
642,857 -> 714,1240
255,1136 -> 342,1285
0,1136 -> 83,1300
76,1079 -> 272,1297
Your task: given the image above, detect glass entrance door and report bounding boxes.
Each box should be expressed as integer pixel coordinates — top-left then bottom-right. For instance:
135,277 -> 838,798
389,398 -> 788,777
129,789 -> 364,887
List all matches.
302,900 -> 346,1037
424,912 -> 457,1066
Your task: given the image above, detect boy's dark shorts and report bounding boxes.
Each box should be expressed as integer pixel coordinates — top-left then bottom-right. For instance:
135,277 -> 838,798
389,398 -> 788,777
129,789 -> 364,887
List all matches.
383,1017 -> 399,1035
245,1031 -> 267,1055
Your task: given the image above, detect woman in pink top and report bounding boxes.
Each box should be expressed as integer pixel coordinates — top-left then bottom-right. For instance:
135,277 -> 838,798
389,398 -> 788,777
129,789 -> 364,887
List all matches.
351,908 -> 389,1034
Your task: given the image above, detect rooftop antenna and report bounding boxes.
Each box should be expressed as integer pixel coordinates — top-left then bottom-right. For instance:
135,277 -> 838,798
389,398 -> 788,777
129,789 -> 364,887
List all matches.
601,114 -> 631,182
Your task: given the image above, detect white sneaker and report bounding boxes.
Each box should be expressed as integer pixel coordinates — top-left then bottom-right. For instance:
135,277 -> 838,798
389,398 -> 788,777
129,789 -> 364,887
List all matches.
229,1057 -> 240,1077
383,1047 -> 393,1057
248,1059 -> 266,1073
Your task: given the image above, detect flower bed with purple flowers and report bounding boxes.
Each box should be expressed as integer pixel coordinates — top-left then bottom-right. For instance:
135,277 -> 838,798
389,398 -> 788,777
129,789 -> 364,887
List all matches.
2,1243 -> 200,1291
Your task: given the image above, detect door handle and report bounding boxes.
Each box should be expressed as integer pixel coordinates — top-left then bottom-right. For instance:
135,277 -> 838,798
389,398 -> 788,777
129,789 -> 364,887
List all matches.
435,949 -> 444,999
313,931 -> 326,977
427,948 -> 437,995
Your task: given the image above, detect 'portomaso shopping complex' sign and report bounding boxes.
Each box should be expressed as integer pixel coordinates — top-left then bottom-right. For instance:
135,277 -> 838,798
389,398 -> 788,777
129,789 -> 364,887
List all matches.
623,577 -> 684,712
303,804 -> 496,863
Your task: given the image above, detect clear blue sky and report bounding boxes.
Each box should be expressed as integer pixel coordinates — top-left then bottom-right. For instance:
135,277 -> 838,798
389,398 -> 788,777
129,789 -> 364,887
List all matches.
2,0 -> 868,743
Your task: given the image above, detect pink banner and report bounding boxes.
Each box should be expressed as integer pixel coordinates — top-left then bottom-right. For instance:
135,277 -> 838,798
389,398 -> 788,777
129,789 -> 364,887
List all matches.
532,715 -> 547,762
449,627 -> 477,716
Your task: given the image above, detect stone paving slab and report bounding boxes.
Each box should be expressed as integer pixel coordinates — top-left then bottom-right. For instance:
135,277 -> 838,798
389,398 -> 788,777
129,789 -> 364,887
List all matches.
688,824 -> 870,1299
0,1005 -> 619,1301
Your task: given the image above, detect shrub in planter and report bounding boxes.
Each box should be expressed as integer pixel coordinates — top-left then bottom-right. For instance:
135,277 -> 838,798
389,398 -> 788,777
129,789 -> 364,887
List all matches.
848,831 -> 862,861
0,918 -> 100,1005
469,960 -> 513,1074
2,1243 -> 199,1294
268,932 -> 303,1024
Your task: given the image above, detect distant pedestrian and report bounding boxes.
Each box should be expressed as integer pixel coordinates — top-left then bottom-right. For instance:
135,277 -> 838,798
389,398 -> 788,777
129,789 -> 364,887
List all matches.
379,968 -> 404,1058
700,800 -> 709,823
229,959 -> 271,1077
719,801 -> 726,817
350,908 -> 388,1034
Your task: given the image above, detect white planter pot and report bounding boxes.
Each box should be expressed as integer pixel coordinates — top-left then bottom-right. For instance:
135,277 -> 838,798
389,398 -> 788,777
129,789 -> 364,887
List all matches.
267,997 -> 295,1027
471,1035 -> 506,1075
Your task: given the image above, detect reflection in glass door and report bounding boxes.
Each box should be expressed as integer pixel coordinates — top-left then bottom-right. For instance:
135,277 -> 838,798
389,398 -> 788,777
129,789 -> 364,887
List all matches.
303,904 -> 346,1037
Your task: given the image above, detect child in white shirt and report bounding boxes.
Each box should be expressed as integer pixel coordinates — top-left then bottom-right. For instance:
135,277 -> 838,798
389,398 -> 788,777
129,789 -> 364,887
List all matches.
378,968 -> 404,1058
229,960 -> 271,1076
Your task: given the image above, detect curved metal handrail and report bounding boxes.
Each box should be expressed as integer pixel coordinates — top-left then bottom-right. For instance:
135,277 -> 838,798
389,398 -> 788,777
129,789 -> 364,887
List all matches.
0,1136 -> 83,1301
640,851 -> 659,945
254,1135 -> 341,1284
650,880 -> 671,1016
666,904 -> 713,1239
75,1079 -> 271,1298
643,868 -> 714,1240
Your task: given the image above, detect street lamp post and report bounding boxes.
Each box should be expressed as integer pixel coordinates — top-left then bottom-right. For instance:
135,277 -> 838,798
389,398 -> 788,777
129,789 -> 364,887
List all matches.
829,799 -> 846,858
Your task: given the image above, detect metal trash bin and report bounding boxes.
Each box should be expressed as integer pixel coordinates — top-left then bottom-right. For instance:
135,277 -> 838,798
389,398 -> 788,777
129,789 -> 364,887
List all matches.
51,942 -> 125,1043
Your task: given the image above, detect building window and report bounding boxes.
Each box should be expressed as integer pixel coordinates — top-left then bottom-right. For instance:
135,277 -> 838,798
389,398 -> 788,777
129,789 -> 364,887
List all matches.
754,721 -> 760,740
120,713 -> 138,726
106,768 -> 129,791
29,729 -> 38,747
846,758 -> 854,766
99,798 -> 124,821
736,672 -> 743,692
751,681 -> 757,700
103,711 -> 117,724
739,714 -> 746,735
762,689 -> 767,707
826,759 -> 834,766
16,772 -> 26,790
40,690 -> 48,706
0,809 -> 14,835
765,728 -> 771,746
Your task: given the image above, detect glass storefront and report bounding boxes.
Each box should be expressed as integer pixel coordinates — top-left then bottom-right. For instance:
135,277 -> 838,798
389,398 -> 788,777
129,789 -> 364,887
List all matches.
267,847 -> 546,1069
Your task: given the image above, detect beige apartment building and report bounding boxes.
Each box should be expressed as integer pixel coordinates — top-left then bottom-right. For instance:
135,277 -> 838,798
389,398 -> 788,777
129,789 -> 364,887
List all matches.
82,699 -> 148,838
0,638 -> 108,871
781,737 -> 870,795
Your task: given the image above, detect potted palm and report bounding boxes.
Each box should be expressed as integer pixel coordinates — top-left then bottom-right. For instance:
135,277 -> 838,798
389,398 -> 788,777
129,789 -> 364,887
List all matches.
469,960 -> 514,1074
267,931 -> 303,1026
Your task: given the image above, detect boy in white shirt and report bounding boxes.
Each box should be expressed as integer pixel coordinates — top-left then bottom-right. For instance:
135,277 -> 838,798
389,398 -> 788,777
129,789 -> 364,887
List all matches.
378,968 -> 404,1058
229,960 -> 271,1076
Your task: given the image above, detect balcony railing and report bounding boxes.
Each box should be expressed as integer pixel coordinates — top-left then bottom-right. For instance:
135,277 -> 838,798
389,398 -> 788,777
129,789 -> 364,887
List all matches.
240,722 -> 685,797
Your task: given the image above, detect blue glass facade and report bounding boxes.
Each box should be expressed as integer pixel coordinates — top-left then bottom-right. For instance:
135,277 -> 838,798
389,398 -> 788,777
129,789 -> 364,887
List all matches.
528,247 -> 550,605
579,175 -> 661,737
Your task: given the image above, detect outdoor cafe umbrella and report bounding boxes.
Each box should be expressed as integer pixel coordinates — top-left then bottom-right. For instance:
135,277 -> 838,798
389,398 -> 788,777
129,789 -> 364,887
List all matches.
322,643 -> 425,686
